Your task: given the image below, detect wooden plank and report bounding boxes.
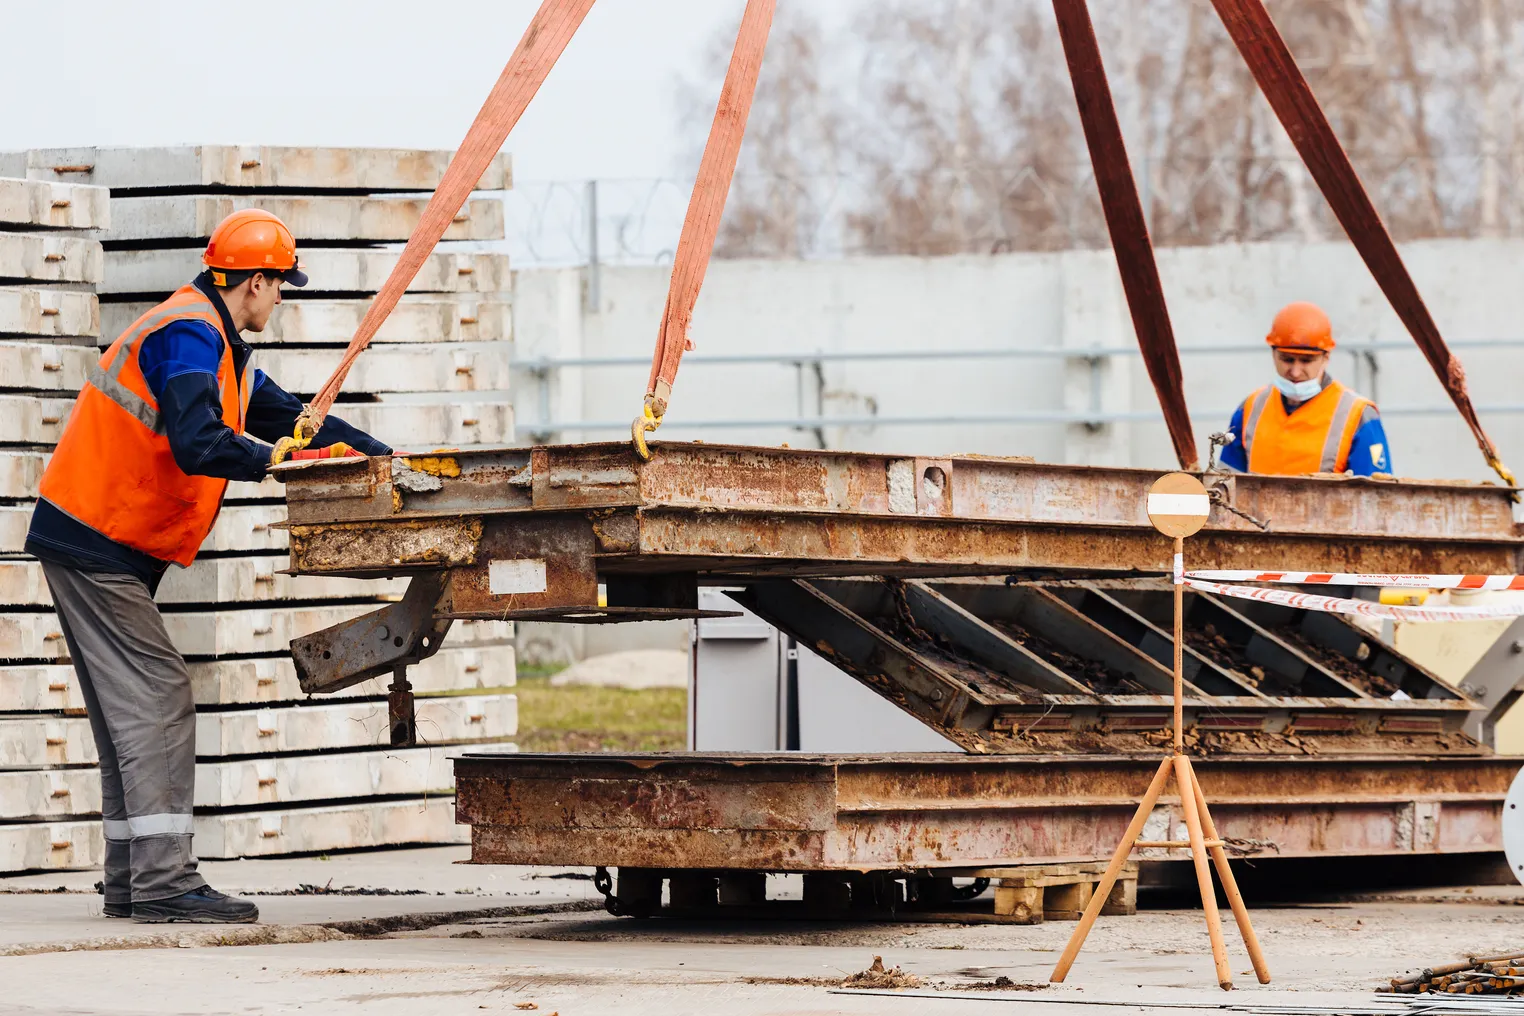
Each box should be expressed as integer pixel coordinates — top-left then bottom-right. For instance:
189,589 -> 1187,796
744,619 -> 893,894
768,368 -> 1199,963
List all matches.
192,796 -> 465,859
0,451 -> 44,498
0,665 -> 85,712
101,296 -> 511,346
193,694 -> 516,755
254,345 -> 511,394
0,289 -> 99,338
0,233 -> 103,284
0,342 -> 95,391
102,249 -> 511,296
0,178 -> 110,230
188,645 -> 516,705
0,395 -> 71,444
2,146 -> 511,192
0,769 -> 100,821
0,820 -> 104,871
106,195 -> 504,243
0,716 -> 95,766
0,558 -> 404,606
193,746 -> 461,808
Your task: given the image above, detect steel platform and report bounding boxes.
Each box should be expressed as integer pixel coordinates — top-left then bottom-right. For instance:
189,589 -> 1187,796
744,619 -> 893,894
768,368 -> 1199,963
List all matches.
454,751 -> 1514,870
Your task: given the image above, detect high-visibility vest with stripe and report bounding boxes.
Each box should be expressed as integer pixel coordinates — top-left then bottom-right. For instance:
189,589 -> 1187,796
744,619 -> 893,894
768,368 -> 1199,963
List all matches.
1239,379 -> 1374,476
39,285 -> 252,567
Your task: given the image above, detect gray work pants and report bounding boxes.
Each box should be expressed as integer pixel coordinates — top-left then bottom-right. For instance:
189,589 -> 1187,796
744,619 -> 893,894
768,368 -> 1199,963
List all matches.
41,563 -> 205,903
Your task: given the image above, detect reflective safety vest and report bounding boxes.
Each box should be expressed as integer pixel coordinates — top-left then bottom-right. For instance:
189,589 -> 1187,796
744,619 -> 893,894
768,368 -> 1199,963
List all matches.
39,285 -> 252,567
1240,379 -> 1374,476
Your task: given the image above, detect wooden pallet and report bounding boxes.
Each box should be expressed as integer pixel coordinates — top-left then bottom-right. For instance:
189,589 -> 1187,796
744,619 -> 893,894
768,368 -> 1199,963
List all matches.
1,146 -> 511,192
0,289 -> 99,338
0,233 -> 103,284
106,195 -> 504,243
0,178 -> 110,230
949,860 -> 1140,924
101,296 -> 512,346
102,248 -> 513,296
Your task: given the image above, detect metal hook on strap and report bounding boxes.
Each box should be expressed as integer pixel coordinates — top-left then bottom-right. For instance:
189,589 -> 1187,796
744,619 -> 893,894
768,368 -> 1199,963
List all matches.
631,398 -> 662,461
270,409 -> 320,467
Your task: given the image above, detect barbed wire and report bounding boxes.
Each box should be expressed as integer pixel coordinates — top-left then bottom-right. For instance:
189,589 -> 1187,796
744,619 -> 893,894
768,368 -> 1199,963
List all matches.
501,152 -> 1524,268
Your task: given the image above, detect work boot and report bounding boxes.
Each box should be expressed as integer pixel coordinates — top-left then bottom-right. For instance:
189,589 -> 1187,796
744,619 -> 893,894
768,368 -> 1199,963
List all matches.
103,900 -> 132,919
131,886 -> 258,924
96,879 -> 130,918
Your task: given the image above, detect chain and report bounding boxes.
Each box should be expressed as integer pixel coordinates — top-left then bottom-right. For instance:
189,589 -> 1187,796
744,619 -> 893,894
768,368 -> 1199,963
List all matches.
1209,486 -> 1271,532
592,866 -> 624,916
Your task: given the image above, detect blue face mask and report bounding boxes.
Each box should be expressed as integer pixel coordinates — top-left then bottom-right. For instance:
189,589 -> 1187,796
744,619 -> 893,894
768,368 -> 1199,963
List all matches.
1272,374 -> 1323,402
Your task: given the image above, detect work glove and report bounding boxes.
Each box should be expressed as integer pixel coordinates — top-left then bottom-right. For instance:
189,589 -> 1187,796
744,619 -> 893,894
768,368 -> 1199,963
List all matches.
286,442 -> 365,461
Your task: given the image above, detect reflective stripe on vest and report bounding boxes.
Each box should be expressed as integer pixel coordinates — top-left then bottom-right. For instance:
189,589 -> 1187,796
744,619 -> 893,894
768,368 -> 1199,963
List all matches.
1319,388 -> 1364,473
84,298 -> 218,435
1241,387 -> 1273,458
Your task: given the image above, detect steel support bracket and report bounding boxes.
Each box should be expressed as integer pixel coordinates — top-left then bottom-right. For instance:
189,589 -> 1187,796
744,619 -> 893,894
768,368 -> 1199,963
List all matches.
291,572 -> 454,695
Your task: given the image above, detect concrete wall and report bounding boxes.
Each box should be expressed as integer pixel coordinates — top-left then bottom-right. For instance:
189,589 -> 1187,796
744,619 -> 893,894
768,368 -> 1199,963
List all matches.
512,238 -> 1524,482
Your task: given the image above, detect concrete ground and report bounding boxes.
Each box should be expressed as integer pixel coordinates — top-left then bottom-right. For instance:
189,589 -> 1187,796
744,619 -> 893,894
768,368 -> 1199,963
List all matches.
0,848 -> 1519,1015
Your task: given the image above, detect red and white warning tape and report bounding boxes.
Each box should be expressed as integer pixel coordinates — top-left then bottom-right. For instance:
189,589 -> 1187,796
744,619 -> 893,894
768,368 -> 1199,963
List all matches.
1184,578 -> 1524,622
1184,570 -> 1524,590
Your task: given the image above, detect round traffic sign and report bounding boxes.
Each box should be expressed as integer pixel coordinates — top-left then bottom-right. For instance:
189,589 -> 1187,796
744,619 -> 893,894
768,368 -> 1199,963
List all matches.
1147,472 -> 1211,538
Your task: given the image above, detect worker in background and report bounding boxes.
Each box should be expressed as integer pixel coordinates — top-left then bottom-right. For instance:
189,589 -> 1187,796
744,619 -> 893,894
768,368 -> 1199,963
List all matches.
1217,302 -> 1392,476
24,210 -> 391,924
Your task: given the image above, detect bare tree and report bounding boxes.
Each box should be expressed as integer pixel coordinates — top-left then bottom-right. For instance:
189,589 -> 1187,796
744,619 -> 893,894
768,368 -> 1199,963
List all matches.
677,0 -> 1524,258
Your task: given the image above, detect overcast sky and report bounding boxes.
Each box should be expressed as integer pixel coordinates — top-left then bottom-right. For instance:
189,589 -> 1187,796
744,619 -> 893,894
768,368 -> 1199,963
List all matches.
0,0 -> 793,183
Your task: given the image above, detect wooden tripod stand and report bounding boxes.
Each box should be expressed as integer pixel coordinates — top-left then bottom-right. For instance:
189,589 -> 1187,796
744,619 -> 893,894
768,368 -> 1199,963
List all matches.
1050,477 -> 1272,991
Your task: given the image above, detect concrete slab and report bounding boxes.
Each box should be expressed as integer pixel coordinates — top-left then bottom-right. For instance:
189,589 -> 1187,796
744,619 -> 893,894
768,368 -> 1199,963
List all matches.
0,178 -> 109,230
106,196 -> 504,243
102,248 -> 512,296
101,297 -> 512,346
0,232 -> 102,284
2,146 -> 511,192
0,289 -> 99,338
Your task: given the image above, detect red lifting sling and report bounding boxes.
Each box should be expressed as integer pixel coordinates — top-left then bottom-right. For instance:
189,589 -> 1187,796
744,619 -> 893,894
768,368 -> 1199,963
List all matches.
273,0 -> 597,462
1053,0 -> 1199,470
1210,0 -> 1514,489
632,0 -> 777,458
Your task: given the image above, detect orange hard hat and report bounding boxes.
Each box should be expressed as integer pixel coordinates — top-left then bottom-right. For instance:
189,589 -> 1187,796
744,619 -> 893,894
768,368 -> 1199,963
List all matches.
202,209 -> 308,287
1266,302 -> 1333,352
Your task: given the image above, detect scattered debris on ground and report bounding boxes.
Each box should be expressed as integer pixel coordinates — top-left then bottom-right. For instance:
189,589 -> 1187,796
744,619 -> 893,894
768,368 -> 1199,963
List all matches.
254,881 -> 427,897
840,956 -> 924,990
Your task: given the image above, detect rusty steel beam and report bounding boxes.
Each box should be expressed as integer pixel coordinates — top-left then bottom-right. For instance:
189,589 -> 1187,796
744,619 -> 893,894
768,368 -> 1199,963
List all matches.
279,445 -> 1522,590
456,752 -> 1515,870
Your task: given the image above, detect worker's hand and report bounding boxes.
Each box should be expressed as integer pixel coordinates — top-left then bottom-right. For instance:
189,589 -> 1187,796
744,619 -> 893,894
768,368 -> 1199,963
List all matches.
287,442 -> 365,461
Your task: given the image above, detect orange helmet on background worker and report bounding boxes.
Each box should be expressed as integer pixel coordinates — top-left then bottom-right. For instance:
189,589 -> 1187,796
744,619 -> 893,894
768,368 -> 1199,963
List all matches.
1265,301 -> 1334,352
202,209 -> 308,288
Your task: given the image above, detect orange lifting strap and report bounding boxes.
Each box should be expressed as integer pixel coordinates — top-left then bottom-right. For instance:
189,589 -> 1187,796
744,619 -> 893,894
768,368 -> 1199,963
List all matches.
631,0 -> 777,459
1052,0 -> 1199,471
272,0 -> 597,463
1210,0 -> 1515,490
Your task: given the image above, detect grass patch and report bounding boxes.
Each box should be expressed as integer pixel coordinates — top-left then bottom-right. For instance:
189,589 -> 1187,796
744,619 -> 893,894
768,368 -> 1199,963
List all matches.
513,673 -> 686,753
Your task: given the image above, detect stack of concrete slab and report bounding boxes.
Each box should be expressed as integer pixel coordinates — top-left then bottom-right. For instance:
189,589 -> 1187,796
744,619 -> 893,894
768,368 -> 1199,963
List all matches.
0,173 -> 110,871
0,146 -> 518,864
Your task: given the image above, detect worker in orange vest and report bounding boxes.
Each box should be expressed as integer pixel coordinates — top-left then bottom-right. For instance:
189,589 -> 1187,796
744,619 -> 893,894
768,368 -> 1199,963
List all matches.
1217,303 -> 1391,476
24,210 -> 390,924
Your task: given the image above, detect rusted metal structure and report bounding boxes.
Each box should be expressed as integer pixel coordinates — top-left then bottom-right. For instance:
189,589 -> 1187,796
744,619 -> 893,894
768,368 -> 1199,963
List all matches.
276,443 -> 1521,906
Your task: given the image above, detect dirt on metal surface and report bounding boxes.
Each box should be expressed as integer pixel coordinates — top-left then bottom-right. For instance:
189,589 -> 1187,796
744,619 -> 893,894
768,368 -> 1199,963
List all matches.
989,618 -> 1151,694
1275,626 -> 1400,697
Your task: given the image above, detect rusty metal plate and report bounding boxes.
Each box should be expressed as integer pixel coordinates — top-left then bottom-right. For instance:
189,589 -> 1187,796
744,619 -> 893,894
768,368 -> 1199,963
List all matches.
457,752 -> 1519,871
